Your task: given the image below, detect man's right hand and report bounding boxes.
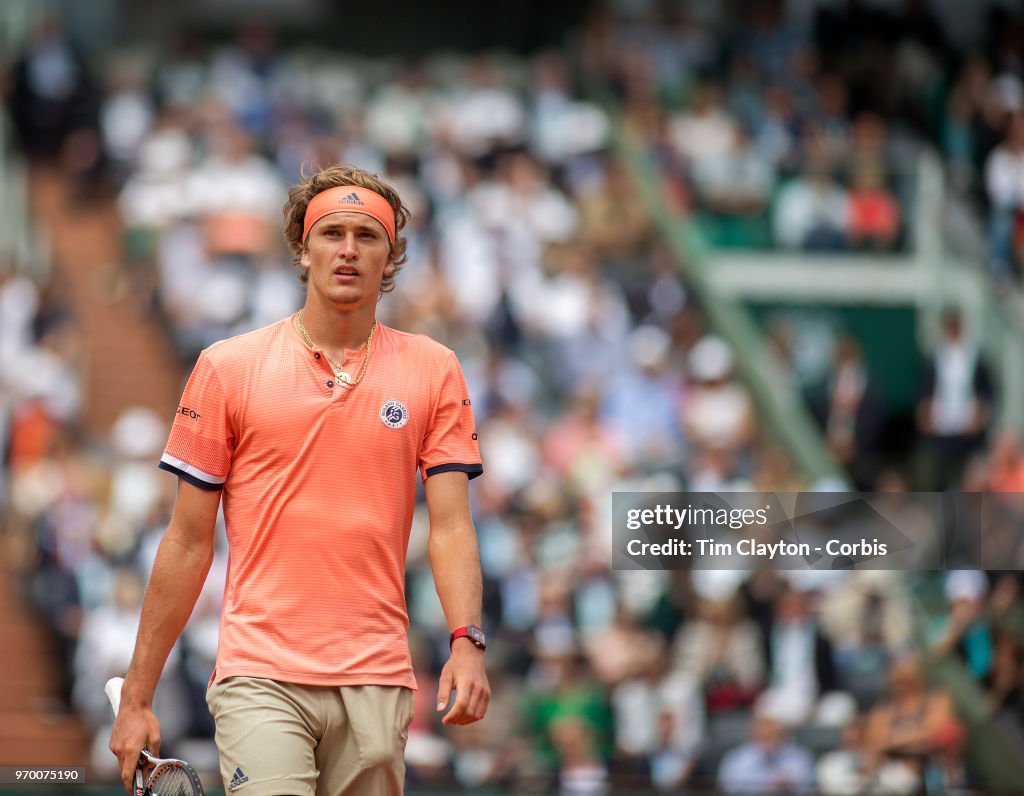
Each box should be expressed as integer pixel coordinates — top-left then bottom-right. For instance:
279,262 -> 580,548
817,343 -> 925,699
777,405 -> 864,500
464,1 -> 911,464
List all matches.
103,481 -> 220,792
109,704 -> 161,793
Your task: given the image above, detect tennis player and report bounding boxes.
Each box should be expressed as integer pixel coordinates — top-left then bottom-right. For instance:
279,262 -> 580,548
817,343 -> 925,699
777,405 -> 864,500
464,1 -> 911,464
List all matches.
109,164 -> 489,795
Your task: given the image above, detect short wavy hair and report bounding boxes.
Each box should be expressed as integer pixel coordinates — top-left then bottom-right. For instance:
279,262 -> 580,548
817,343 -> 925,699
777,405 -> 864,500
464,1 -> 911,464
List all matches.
283,164 -> 411,293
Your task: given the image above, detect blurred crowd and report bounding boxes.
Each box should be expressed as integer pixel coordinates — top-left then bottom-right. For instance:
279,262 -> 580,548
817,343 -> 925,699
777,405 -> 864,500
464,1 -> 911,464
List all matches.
584,0 -> 1024,288
4,1 -> 1024,793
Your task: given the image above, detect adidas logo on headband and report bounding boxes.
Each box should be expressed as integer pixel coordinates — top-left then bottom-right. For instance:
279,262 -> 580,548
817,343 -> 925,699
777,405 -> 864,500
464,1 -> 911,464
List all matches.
303,185 -> 396,243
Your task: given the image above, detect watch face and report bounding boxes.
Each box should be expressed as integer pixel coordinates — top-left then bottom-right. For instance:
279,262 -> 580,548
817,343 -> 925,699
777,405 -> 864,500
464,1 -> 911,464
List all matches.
468,626 -> 486,646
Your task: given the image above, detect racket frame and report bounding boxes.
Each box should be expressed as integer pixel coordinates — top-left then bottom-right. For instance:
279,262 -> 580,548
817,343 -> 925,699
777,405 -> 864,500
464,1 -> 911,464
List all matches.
106,677 -> 205,796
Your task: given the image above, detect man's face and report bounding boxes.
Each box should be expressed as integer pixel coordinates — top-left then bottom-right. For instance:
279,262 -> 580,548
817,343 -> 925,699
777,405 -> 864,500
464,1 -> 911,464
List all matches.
752,715 -> 786,750
301,211 -> 392,309
942,314 -> 963,342
889,659 -> 921,696
775,589 -> 807,623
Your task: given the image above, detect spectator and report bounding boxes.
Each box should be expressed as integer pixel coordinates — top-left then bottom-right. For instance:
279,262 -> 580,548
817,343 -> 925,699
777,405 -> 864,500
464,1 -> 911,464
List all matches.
751,82 -> 802,172
6,14 -> 101,168
862,656 -> 965,793
450,152 -> 577,330
185,123 -> 286,257
691,124 -> 775,248
941,53 -> 996,193
0,267 -> 42,467
717,693 -> 816,794
743,0 -> 808,86
551,715 -> 611,796
9,427 -> 96,702
888,0 -> 947,132
364,66 -> 433,159
772,148 -> 849,250
105,408 -> 168,531
930,570 -> 993,681
602,325 -> 686,470
99,55 -> 155,185
816,717 -> 869,796
72,568 -> 146,727
915,308 -> 994,490
984,628 -> 1024,723
584,602 -> 664,687
761,585 -> 839,726
647,702 -> 702,791
525,653 -> 613,785
527,52 -> 609,166
682,335 -> 756,482
610,654 -> 704,791
819,570 -> 914,678
985,111 -> 1024,285
672,591 -> 764,714
153,30 -> 207,108
441,56 -> 526,157
846,160 -> 902,251
543,384 -> 623,499
849,112 -> 893,173
575,158 -> 652,265
988,430 -> 1024,492
668,80 -> 738,166
477,399 -> 542,501
5,314 -> 83,472
477,152 -> 579,252
519,244 -> 630,391
118,108 -> 194,233
806,73 -> 853,164
811,334 -> 885,490
206,22 -> 284,141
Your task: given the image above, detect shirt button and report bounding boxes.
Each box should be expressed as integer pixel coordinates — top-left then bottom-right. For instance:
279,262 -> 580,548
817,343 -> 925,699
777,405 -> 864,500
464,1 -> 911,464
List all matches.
326,380 -> 334,388
314,352 -> 321,359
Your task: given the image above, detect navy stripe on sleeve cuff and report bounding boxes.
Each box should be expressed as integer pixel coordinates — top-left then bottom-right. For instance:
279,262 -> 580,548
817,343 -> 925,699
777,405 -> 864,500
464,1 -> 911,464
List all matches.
425,463 -> 484,480
158,460 -> 225,491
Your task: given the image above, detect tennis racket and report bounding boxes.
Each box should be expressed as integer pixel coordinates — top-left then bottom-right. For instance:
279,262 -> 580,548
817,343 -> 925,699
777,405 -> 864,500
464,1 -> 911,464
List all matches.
105,677 -> 204,796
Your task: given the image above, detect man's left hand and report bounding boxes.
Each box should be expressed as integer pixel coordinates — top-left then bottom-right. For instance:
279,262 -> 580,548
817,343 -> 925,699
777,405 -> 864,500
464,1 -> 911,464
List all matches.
436,642 -> 490,725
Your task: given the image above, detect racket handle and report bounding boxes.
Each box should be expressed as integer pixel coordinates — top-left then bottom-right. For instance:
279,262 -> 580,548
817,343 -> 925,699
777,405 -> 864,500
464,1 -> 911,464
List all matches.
105,676 -> 125,717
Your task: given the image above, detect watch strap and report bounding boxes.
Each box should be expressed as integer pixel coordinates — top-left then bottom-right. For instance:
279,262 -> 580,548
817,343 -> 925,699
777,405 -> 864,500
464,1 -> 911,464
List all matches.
449,625 -> 486,650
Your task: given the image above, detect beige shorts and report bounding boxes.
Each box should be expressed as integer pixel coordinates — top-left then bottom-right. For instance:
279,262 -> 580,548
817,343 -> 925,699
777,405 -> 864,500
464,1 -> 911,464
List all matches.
206,678 -> 415,796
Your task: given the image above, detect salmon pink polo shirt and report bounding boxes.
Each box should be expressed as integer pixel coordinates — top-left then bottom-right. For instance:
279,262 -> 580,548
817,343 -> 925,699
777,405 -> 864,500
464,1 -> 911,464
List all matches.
159,318 -> 482,688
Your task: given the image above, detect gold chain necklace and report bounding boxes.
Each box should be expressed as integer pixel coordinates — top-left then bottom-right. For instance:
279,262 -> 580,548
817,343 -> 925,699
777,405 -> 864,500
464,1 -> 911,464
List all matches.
295,311 -> 376,388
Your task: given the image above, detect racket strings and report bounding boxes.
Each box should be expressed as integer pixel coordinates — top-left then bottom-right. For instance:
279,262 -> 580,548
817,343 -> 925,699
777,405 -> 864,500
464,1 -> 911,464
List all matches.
146,763 -> 203,796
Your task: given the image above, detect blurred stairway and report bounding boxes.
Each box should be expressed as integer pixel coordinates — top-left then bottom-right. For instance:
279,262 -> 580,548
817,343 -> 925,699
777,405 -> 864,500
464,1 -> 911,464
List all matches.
0,168 -> 184,767
26,166 -> 180,436
0,563 -> 89,764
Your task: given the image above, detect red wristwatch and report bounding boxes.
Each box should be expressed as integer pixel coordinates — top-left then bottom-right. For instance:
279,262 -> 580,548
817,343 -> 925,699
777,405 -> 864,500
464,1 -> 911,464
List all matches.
449,625 -> 486,651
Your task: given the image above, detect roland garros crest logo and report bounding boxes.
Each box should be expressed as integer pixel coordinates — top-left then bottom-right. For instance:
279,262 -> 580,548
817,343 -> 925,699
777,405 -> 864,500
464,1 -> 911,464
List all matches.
380,400 -> 409,429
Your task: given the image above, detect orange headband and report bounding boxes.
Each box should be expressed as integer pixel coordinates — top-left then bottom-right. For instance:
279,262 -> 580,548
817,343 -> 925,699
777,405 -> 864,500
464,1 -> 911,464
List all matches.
302,186 -> 397,244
